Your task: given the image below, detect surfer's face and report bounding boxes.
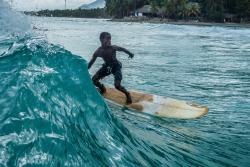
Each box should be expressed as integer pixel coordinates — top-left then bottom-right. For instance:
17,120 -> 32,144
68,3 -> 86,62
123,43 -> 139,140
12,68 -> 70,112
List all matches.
101,35 -> 111,46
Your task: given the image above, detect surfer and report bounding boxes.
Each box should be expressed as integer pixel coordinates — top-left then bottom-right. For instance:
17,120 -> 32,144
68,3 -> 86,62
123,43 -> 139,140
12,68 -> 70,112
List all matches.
88,32 -> 134,104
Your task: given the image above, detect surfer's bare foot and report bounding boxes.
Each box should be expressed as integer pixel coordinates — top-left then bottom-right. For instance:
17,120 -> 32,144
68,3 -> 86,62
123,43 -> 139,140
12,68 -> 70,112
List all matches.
100,86 -> 106,94
97,85 -> 106,94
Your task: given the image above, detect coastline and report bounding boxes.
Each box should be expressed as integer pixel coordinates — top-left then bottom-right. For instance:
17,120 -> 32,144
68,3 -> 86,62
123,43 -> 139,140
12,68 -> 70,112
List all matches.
26,14 -> 250,28
110,17 -> 250,28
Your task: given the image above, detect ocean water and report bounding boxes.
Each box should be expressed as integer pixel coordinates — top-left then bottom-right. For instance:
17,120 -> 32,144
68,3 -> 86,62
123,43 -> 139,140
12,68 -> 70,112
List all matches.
1,1 -> 250,166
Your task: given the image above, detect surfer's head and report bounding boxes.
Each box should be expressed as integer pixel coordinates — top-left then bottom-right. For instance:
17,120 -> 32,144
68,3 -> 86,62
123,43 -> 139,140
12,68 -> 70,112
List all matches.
100,32 -> 111,47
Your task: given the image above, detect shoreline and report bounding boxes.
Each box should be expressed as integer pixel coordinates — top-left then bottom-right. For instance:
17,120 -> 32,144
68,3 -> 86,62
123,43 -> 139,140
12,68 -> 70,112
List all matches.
110,17 -> 250,28
27,15 -> 250,28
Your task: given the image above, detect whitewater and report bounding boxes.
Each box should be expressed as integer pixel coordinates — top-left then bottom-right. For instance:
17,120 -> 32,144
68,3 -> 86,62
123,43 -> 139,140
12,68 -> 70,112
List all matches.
1,0 -> 250,166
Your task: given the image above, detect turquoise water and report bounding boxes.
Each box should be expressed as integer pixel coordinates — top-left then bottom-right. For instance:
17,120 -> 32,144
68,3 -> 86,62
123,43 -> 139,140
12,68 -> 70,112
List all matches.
1,3 -> 250,166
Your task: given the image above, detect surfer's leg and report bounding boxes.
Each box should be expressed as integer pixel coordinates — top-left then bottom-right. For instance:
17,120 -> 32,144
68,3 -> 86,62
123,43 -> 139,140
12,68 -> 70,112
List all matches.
114,80 -> 132,104
112,66 -> 132,104
92,66 -> 110,94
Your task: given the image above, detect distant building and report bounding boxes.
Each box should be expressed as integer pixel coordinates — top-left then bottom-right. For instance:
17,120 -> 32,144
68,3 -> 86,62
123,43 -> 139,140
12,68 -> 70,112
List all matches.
134,5 -> 158,17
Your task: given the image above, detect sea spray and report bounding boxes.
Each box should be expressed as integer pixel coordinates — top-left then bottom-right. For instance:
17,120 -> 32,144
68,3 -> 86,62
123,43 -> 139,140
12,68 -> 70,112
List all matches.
0,0 -> 30,36
0,0 -> 31,56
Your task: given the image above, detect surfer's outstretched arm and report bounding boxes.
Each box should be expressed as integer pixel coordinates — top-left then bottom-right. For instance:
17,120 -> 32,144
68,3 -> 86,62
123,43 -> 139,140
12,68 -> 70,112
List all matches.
113,45 -> 134,58
88,49 -> 99,69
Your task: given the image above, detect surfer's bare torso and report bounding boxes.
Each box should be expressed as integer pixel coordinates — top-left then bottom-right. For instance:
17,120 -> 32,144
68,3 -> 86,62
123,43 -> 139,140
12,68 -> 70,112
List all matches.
89,45 -> 132,68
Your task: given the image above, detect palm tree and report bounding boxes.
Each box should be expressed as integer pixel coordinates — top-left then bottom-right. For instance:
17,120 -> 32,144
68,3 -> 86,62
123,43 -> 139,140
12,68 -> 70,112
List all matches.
186,2 -> 200,18
164,0 -> 187,19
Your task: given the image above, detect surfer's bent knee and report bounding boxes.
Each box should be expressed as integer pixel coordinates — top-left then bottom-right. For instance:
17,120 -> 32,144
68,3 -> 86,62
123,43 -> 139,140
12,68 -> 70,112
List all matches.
92,74 -> 99,82
92,75 -> 100,85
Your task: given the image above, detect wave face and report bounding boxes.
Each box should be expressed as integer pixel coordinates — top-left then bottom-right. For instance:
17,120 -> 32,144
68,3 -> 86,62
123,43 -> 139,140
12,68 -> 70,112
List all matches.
0,37 -> 150,166
0,2 -> 144,166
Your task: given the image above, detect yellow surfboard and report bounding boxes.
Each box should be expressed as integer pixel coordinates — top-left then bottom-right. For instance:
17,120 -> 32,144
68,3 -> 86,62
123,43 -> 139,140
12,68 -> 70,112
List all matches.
103,87 -> 208,119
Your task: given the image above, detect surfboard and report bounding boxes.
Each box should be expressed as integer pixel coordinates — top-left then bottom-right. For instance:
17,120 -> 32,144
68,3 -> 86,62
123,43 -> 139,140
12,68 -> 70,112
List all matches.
103,87 -> 208,119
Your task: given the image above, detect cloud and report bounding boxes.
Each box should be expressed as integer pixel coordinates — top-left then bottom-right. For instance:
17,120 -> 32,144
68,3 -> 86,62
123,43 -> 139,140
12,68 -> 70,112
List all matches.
11,0 -> 93,11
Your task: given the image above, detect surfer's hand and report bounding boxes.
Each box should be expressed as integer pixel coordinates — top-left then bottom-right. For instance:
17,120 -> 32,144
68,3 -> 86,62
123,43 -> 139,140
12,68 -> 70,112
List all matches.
128,53 -> 134,59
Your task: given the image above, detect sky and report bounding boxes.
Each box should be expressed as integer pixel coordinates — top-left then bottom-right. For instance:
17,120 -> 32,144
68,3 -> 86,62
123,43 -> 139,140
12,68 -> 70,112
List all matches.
7,0 -> 94,11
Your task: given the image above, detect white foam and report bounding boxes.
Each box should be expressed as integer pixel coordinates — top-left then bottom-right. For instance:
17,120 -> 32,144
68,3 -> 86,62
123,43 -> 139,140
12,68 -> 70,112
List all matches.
140,101 -> 161,115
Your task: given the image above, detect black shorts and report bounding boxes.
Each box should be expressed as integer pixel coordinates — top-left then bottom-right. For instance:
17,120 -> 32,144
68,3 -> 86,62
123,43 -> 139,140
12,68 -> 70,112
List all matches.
93,62 -> 122,81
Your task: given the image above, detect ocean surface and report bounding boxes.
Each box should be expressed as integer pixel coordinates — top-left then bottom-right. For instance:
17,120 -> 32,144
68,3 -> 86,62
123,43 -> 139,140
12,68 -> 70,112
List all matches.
1,2 -> 250,167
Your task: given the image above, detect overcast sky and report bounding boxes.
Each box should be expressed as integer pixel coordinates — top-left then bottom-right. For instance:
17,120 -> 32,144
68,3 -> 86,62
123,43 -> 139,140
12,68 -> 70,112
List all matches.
9,0 -> 93,11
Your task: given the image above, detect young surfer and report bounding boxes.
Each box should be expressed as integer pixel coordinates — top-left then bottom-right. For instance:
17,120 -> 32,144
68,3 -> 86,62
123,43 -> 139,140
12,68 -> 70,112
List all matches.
88,32 -> 134,104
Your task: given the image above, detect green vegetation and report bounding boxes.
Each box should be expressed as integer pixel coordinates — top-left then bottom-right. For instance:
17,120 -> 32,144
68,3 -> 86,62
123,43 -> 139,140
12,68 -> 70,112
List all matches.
105,0 -> 250,22
24,8 -> 108,18
105,0 -> 147,18
25,0 -> 250,23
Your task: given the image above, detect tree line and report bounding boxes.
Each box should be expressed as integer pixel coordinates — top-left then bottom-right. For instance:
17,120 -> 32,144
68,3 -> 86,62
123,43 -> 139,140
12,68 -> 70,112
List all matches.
24,0 -> 250,23
105,0 -> 250,22
24,8 -> 109,18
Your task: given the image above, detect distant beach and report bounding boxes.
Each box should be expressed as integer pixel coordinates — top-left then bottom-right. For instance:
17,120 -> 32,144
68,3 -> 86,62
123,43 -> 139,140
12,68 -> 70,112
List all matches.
110,17 -> 250,28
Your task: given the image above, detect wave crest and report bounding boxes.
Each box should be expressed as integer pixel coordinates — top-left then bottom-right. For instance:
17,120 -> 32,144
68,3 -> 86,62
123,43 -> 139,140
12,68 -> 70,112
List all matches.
0,0 -> 30,38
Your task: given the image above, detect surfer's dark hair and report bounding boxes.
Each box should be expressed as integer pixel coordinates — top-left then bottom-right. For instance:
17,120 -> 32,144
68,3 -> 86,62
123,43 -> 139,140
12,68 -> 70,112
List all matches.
100,32 -> 111,40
